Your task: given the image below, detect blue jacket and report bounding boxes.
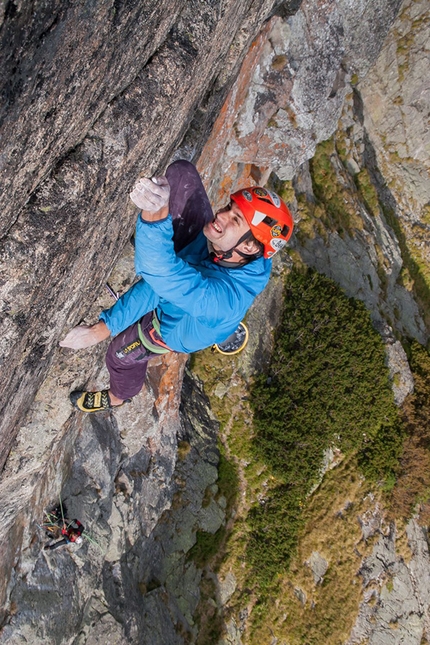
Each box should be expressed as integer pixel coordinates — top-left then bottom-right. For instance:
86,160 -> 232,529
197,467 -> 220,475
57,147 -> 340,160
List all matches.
100,214 -> 272,353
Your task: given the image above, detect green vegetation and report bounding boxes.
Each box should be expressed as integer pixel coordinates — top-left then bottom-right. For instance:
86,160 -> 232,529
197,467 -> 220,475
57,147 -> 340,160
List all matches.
190,180 -> 430,642
251,268 -> 401,477
391,342 -> 430,522
383,204 -> 430,331
246,268 -> 402,585
188,526 -> 227,569
217,451 -> 240,510
246,485 -> 303,586
189,268 -> 430,644
354,167 -> 380,217
247,448 -> 399,645
309,139 -> 363,236
396,27 -> 414,82
268,173 -> 295,206
422,204 -> 430,228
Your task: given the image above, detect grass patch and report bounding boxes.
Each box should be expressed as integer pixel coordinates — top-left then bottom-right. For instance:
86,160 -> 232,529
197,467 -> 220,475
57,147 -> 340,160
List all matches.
190,247 -> 425,642
354,167 -> 380,217
247,486 -> 303,586
248,456 -> 377,645
309,139 -> 363,235
217,450 -> 240,510
267,174 -> 296,206
191,266 -> 405,644
188,526 -> 227,569
189,350 -> 236,428
251,268 -> 401,479
383,205 -> 430,331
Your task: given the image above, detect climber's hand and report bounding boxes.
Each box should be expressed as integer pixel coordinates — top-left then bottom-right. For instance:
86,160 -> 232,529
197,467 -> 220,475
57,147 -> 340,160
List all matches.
59,321 -> 110,350
130,176 -> 170,221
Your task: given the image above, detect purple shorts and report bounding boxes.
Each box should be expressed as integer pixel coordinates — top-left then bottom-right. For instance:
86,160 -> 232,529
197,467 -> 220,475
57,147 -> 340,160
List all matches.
105,312 -> 158,400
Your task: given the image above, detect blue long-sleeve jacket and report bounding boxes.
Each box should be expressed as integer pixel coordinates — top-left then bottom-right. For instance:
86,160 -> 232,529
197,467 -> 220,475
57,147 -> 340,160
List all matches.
100,214 -> 272,353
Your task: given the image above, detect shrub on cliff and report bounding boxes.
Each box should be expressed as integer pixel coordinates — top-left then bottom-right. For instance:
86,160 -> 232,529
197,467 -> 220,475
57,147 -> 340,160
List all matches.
247,268 -> 402,581
251,268 -> 401,480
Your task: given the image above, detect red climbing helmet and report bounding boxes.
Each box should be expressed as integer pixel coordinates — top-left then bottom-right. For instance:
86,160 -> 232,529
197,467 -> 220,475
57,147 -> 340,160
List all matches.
230,187 -> 294,258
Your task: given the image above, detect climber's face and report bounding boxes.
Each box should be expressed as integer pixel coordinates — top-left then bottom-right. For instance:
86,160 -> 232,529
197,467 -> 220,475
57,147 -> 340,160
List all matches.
203,202 -> 258,256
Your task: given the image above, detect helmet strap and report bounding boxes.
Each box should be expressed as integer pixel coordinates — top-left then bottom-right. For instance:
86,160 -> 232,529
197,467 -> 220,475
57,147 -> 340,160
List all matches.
208,231 -> 261,268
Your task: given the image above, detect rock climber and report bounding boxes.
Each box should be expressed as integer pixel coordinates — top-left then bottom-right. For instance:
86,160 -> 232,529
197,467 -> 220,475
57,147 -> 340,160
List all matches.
60,160 -> 293,412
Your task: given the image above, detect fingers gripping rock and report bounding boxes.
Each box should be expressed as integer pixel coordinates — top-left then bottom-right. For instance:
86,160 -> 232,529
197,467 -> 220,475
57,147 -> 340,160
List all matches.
130,175 -> 170,212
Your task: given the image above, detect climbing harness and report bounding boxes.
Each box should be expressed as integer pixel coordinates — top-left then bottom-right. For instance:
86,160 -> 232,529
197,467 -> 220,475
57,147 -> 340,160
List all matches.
137,311 -> 172,355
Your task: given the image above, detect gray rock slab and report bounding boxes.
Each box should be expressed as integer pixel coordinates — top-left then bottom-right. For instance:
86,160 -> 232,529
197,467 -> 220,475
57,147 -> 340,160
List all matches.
217,571 -> 238,605
307,551 -> 329,585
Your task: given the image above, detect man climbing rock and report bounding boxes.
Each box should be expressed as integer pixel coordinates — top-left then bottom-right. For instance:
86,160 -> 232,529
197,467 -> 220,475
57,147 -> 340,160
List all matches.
60,160 -> 293,412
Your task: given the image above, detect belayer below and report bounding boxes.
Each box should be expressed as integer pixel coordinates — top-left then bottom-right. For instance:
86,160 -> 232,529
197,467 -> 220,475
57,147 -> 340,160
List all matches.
60,160 -> 293,412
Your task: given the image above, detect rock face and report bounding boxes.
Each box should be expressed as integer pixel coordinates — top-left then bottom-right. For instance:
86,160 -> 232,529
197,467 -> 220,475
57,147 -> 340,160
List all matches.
0,0 -> 183,236
196,0 -> 403,201
0,358 -> 224,645
0,0 -> 292,472
293,0 -> 430,348
1,0 -> 429,642
294,130 -> 428,345
360,0 -> 430,219
347,519 -> 430,645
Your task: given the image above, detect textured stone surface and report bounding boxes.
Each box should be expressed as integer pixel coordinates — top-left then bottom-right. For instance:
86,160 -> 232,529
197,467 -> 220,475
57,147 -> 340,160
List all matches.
0,359 -> 223,644
295,103 -> 428,344
359,0 -> 430,336
360,0 -> 430,215
348,520 -> 430,645
307,551 -> 329,585
197,0 -> 402,202
0,0 -> 289,472
385,339 -> 414,405
1,0 -> 429,642
217,571 -> 237,606
0,0 -> 181,236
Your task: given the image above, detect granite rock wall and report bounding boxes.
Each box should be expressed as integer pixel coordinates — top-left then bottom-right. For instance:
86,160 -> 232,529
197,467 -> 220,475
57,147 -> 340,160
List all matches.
1,0 -> 428,643
0,0 -> 291,472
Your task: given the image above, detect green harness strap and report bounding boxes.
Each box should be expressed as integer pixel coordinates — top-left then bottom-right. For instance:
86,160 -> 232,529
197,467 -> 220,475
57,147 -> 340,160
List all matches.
137,313 -> 170,355
152,313 -> 163,338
